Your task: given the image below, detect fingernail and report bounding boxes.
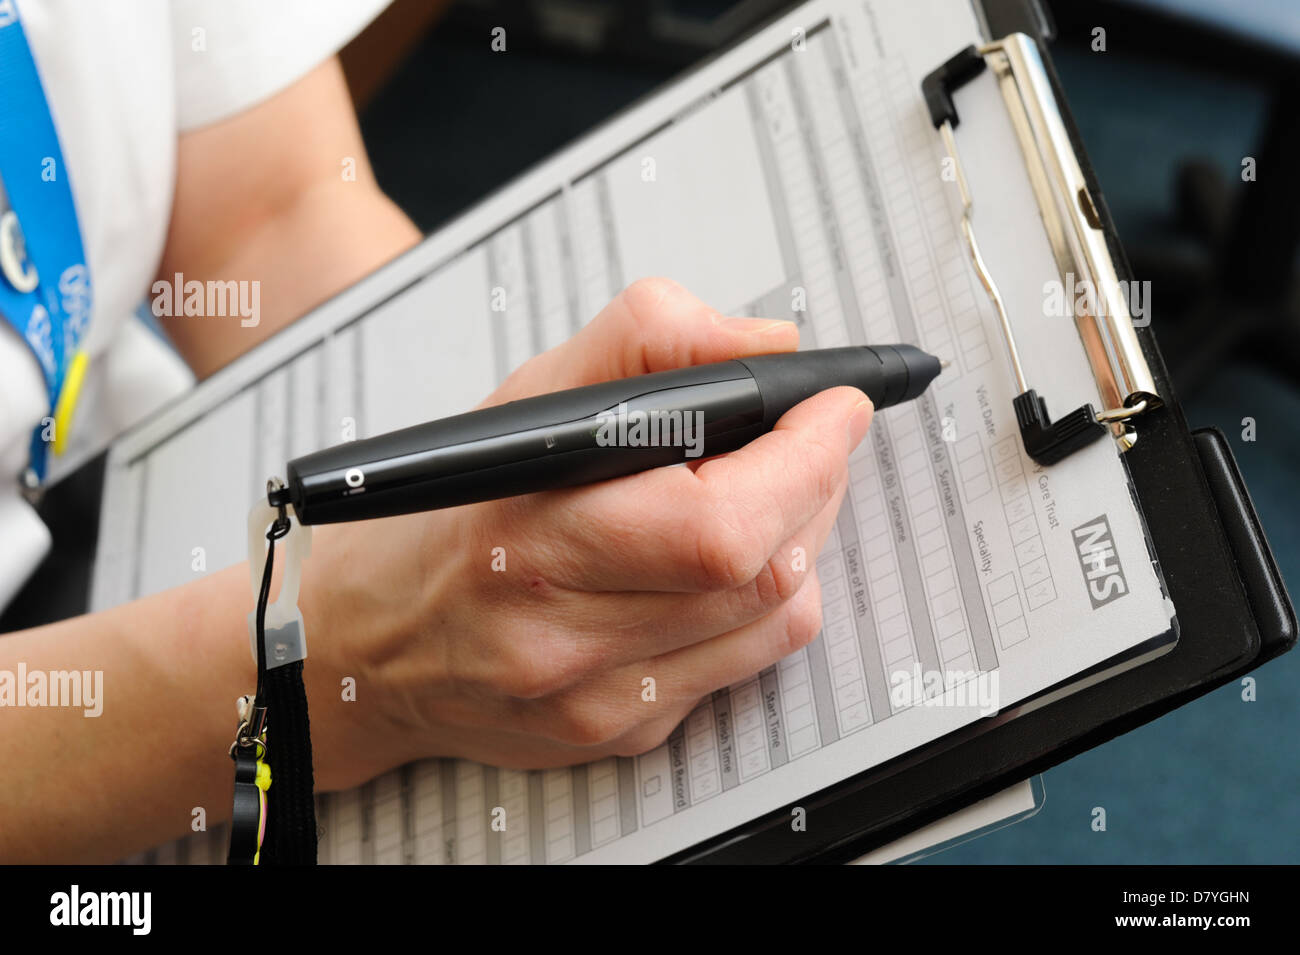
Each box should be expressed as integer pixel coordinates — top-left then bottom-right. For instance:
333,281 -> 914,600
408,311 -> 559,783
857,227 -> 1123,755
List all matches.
847,398 -> 873,449
718,316 -> 796,333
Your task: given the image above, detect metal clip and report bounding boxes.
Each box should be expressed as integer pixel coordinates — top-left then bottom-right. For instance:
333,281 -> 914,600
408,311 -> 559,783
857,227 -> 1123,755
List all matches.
229,695 -> 269,758
923,36 -> 1162,465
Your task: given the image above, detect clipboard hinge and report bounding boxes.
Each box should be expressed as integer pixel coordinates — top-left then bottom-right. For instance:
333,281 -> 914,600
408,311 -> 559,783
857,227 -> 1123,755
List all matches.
922,33 -> 1161,467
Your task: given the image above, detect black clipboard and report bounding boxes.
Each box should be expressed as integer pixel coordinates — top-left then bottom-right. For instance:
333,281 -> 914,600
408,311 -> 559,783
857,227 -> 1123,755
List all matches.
663,0 -> 1296,864
2,0 -> 1290,868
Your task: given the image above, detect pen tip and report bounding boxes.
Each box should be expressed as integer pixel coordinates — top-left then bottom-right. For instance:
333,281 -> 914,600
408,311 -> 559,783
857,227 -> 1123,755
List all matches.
939,358 -> 952,370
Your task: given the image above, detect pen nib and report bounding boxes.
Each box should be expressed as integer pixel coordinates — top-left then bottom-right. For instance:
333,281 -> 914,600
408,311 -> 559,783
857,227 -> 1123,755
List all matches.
939,358 -> 952,370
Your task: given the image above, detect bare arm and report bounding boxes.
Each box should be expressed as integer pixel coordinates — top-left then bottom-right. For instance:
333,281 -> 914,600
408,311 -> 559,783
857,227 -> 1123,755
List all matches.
0,55 -> 422,862
156,55 -> 420,378
1,565 -> 260,862
0,546 -> 413,863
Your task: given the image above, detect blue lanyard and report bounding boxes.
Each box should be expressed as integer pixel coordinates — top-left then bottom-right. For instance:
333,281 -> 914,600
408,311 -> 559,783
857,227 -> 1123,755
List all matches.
0,0 -> 93,482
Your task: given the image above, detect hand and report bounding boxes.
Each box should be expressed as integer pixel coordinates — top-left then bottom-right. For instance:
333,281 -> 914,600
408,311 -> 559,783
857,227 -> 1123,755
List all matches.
301,278 -> 873,788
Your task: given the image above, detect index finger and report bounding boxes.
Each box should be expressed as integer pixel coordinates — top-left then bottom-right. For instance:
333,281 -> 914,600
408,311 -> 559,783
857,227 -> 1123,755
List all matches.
527,385 -> 873,593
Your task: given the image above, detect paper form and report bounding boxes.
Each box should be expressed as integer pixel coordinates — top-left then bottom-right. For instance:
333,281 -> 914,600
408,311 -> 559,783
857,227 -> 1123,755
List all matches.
95,0 -> 1174,864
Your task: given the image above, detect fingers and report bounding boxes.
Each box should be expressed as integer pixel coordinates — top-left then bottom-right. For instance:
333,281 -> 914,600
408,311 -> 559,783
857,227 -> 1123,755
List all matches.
484,277 -> 798,402
449,475 -> 842,701
523,473 -> 846,669
525,385 -> 871,592
522,571 -> 825,755
650,569 -> 825,713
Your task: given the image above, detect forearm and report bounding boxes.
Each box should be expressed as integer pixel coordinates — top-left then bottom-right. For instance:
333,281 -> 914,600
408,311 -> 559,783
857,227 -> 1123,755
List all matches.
0,523 -> 425,864
156,55 -> 422,379
159,181 -> 420,379
0,565 -> 252,863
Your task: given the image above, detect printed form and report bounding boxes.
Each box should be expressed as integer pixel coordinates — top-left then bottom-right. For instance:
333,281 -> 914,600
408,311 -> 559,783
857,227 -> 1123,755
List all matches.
95,0 -> 1174,864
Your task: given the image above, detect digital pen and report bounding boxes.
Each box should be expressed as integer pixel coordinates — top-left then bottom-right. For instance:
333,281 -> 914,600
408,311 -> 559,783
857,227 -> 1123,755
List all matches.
269,344 -> 945,524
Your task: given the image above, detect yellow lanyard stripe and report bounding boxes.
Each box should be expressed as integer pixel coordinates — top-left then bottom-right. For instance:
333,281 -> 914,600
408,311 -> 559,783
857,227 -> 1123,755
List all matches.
51,349 -> 88,456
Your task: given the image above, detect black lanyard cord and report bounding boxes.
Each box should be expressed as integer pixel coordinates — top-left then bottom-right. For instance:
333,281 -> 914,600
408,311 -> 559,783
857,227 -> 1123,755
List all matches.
228,512 -> 317,865
253,518 -> 284,704
260,659 -> 317,864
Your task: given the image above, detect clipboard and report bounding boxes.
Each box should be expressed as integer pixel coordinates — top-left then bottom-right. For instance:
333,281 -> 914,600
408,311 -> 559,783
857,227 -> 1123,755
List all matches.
663,0 -> 1295,864
5,0 -> 1290,866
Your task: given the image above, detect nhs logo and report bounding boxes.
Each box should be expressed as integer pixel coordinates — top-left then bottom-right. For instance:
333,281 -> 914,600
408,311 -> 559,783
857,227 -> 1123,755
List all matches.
1072,515 -> 1128,609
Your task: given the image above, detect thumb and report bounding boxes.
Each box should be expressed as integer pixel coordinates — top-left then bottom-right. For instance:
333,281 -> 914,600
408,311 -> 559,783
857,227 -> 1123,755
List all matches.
485,277 -> 799,403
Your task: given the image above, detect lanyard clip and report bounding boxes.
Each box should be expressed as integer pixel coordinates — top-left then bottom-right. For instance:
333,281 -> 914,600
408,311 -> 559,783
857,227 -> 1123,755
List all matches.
246,478 -> 312,668
229,694 -> 269,758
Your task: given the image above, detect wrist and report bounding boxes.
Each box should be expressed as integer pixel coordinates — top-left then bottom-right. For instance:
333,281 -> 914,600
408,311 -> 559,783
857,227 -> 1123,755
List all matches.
296,520 -> 447,789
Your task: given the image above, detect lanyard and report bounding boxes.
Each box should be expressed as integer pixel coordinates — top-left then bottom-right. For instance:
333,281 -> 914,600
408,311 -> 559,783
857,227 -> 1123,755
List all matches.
229,484 -> 317,865
0,0 -> 93,483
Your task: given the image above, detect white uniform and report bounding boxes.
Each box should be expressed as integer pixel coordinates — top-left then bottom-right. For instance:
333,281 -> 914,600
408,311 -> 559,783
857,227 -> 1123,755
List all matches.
0,0 -> 389,609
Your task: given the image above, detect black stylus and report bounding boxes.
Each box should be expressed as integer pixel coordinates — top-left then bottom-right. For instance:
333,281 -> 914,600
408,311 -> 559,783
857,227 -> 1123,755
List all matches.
270,344 -> 944,524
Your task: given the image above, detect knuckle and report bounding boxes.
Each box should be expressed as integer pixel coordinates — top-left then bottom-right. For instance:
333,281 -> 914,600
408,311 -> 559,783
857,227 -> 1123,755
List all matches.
781,582 -> 824,656
619,278 -> 684,372
495,664 -> 552,702
496,632 -> 586,700
620,277 -> 678,320
618,277 -> 709,372
555,702 -> 628,749
689,506 -> 766,591
612,719 -> 679,758
789,427 -> 843,507
747,549 -> 804,611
